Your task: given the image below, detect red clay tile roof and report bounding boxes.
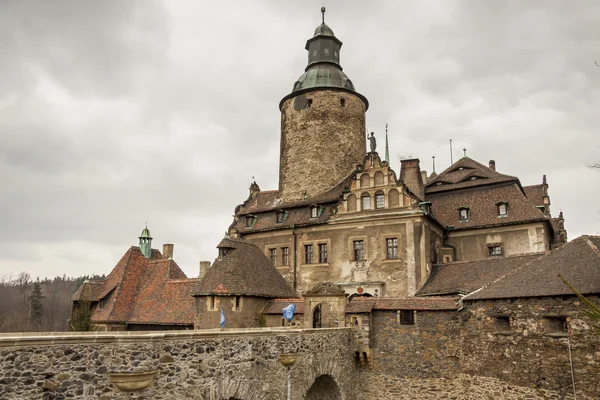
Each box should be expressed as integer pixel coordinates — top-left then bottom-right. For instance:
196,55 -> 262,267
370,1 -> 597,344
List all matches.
465,235 -> 600,300
427,182 -> 547,229
346,298 -> 375,313
72,246 -> 195,326
261,299 -> 305,315
417,254 -> 543,296
193,238 -> 297,298
425,157 -> 518,195
373,297 -> 459,311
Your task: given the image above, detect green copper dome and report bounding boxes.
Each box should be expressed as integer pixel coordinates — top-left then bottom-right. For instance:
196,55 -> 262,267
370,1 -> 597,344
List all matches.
293,65 -> 355,92
280,10 -> 368,110
139,225 -> 152,239
313,22 -> 335,37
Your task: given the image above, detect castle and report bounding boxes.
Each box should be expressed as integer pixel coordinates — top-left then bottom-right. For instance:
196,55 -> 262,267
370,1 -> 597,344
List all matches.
70,10 -> 599,399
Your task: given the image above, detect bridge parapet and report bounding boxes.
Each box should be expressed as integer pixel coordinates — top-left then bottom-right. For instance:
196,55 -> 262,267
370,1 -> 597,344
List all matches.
0,327 -> 356,399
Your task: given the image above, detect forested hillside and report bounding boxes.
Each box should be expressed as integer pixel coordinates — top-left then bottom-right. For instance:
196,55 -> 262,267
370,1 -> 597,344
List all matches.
0,273 -> 104,333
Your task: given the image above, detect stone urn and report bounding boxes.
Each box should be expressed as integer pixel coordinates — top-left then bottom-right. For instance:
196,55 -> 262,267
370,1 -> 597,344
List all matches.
108,370 -> 157,392
278,353 -> 298,367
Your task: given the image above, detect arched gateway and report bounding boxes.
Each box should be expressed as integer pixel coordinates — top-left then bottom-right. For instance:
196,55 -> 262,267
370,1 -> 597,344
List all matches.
306,374 -> 342,400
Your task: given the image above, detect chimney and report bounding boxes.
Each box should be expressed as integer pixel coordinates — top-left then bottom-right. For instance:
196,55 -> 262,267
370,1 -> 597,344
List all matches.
489,160 -> 496,171
400,158 -> 424,200
421,170 -> 428,184
162,244 -> 174,259
199,261 -> 211,279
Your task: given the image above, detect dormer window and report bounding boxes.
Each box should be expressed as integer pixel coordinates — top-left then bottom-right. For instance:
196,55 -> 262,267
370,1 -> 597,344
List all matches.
311,206 -> 318,218
497,202 -> 508,217
218,247 -> 231,260
470,176 -> 477,181
276,210 -> 287,224
436,182 -> 443,186
458,167 -> 464,171
458,207 -> 470,221
245,215 -> 256,228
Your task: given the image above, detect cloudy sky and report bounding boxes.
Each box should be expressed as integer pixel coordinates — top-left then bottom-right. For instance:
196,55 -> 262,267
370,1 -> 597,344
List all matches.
1,0 -> 599,279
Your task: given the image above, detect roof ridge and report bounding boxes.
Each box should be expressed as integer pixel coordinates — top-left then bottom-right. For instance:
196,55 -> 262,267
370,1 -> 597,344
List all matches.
435,252 -> 544,267
463,252 -> 547,300
583,235 -> 600,258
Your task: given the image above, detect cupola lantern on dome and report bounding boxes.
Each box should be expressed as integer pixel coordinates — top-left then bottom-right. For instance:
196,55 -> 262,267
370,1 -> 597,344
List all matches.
279,8 -> 368,110
138,225 -> 152,259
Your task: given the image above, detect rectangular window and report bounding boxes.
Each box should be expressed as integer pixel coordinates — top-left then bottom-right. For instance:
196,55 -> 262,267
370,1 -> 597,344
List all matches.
311,207 -> 318,218
319,243 -> 328,263
246,216 -> 254,227
305,244 -> 313,264
234,296 -> 241,311
209,296 -> 216,311
498,203 -> 507,216
276,212 -> 284,223
459,208 -> 469,221
488,246 -> 502,256
544,316 -> 568,334
361,195 -> 371,210
386,238 -> 398,259
375,193 -> 385,209
281,247 -> 289,266
493,316 -> 511,332
400,310 -> 414,325
353,240 -> 364,261
269,248 -> 277,265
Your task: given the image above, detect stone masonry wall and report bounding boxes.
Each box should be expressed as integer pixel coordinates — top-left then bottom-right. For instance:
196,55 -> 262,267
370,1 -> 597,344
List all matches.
359,296 -> 599,399
0,328 -> 356,400
460,296 -> 600,399
279,89 -> 366,202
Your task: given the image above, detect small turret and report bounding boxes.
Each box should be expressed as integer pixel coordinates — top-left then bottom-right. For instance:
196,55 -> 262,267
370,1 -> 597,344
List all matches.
139,225 -> 152,259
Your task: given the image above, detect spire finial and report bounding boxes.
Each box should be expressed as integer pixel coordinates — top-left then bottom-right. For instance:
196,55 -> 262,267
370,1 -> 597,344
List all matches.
463,147 -> 467,157
321,6 -> 326,24
384,123 -> 390,165
432,156 -> 436,173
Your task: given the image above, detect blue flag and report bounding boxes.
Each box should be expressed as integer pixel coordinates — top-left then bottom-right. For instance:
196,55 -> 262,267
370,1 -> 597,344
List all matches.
282,304 -> 296,322
220,307 -> 225,328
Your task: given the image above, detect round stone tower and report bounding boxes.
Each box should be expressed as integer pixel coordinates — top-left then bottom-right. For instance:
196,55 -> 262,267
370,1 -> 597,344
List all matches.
278,9 -> 369,202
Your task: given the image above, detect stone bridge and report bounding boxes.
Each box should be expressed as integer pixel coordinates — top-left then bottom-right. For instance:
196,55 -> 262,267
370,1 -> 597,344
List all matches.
0,327 -> 356,400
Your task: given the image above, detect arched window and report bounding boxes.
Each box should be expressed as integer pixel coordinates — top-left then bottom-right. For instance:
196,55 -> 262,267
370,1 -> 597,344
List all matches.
375,191 -> 385,209
374,171 -> 384,186
361,193 -> 371,210
346,194 -> 357,212
360,173 -> 370,189
388,189 -> 400,208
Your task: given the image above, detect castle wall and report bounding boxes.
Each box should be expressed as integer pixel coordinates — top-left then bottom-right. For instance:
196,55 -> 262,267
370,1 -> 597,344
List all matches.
357,296 -> 599,399
447,221 -> 549,261
279,90 -> 366,202
0,328 -> 356,400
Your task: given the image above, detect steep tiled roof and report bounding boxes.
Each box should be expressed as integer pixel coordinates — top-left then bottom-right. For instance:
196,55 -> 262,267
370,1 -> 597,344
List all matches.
346,298 -> 375,313
425,157 -> 518,195
428,182 -> 547,229
236,175 -> 351,215
417,254 -> 543,296
523,184 -> 545,208
193,238 -> 297,298
72,247 -> 195,326
261,299 -> 305,315
373,297 -> 458,311
465,235 -> 600,300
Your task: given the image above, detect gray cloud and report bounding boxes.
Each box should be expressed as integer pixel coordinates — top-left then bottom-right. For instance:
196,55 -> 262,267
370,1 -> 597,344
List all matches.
0,0 -> 599,279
